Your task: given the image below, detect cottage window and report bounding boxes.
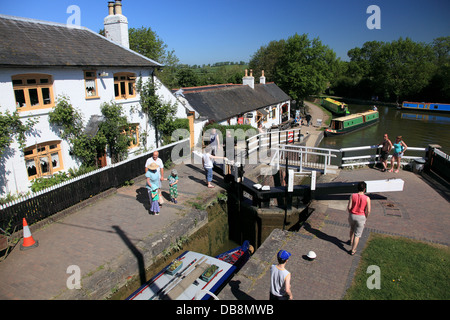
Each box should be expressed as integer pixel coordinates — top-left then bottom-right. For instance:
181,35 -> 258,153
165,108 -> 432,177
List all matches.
270,107 -> 276,119
84,71 -> 99,99
24,141 -> 64,180
114,72 -> 136,100
12,74 -> 54,111
120,124 -> 139,149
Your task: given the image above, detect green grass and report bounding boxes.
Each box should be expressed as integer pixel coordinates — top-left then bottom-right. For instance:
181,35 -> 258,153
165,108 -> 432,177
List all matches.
344,233 -> 450,300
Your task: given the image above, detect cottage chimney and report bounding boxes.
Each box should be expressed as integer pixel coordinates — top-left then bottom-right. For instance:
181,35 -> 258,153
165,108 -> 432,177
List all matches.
260,70 -> 266,84
243,69 -> 254,89
114,0 -> 123,15
104,0 -> 129,48
108,1 -> 114,15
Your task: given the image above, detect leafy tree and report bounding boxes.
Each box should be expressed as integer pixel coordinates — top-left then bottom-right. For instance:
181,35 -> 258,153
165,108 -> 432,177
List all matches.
98,101 -> 131,163
48,96 -> 107,167
249,39 -> 286,82
371,38 -> 436,103
0,110 -> 37,157
273,34 -> 337,101
136,78 -> 177,148
177,67 -> 200,87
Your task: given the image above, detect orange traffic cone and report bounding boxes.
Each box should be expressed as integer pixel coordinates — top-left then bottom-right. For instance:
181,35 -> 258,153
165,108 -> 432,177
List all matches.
20,218 -> 39,250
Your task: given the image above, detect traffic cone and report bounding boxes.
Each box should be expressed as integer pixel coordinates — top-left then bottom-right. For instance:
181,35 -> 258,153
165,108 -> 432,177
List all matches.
20,218 -> 39,250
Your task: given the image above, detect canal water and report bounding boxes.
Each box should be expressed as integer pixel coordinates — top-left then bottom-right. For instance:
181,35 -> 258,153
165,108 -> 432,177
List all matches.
319,104 -> 450,154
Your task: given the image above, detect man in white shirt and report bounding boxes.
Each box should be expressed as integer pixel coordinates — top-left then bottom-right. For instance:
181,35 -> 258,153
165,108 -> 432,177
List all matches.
145,151 -> 165,205
202,146 -> 226,188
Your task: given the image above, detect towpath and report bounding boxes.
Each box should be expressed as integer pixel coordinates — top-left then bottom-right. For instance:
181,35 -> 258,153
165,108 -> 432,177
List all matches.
218,167 -> 450,300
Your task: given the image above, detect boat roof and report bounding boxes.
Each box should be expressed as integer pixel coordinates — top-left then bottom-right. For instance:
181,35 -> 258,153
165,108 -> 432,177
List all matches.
324,97 -> 346,105
332,110 -> 378,121
127,251 -> 236,300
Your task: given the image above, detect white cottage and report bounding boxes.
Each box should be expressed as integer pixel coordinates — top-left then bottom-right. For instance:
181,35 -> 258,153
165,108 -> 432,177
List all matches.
0,1 -> 186,195
174,69 -> 291,149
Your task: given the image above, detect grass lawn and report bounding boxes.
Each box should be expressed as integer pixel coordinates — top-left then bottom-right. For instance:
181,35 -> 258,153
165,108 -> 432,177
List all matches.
344,233 -> 450,300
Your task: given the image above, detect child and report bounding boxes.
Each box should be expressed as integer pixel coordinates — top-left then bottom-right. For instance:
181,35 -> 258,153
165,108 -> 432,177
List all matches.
168,169 -> 179,204
150,186 -> 160,215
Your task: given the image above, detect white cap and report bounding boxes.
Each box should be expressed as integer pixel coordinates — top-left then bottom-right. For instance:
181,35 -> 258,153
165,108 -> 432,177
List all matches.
307,251 -> 316,259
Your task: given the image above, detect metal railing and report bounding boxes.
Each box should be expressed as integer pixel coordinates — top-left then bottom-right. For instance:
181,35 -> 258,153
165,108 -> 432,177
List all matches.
340,145 -> 427,168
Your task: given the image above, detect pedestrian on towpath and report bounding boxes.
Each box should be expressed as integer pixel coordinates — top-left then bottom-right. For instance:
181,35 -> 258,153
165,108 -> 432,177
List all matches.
168,169 -> 179,204
379,133 -> 392,172
347,181 -> 371,255
145,151 -> 165,206
202,146 -> 227,188
270,250 -> 293,300
146,162 -> 161,215
389,136 -> 407,173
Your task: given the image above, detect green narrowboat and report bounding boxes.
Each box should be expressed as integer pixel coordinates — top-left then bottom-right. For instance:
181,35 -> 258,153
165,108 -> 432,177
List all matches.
325,110 -> 379,136
321,97 -> 350,116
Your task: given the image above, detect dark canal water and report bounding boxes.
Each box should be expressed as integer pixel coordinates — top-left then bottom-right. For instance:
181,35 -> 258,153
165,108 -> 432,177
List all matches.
319,104 -> 450,154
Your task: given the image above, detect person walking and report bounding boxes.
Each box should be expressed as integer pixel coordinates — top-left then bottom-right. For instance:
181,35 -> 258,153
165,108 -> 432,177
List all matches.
347,181 -> 371,255
389,136 -> 407,173
269,250 -> 293,300
150,186 -> 160,215
145,151 -> 165,205
168,169 -> 179,204
146,162 -> 161,215
379,133 -> 392,172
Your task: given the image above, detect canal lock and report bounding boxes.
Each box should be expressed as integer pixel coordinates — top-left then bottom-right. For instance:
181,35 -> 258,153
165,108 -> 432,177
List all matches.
109,170 -> 313,300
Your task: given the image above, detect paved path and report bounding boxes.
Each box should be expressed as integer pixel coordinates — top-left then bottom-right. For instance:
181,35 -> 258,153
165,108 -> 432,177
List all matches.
218,167 -> 450,300
0,162 -> 226,300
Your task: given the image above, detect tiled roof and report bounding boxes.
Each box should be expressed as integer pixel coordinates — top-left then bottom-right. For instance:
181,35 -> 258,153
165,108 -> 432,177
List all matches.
177,83 -> 291,122
0,14 -> 161,68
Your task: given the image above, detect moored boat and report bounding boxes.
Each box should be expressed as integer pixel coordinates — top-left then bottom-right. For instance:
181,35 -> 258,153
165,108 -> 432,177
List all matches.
325,110 -> 379,136
401,101 -> 450,113
126,241 -> 253,300
321,97 -> 350,116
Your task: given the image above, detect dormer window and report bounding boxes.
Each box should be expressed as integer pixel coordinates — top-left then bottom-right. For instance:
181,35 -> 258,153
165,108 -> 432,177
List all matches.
114,72 -> 136,100
12,74 -> 54,111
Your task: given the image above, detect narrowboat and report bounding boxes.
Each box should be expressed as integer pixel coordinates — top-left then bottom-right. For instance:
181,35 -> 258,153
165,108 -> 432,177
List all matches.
321,97 -> 350,116
401,101 -> 450,113
325,110 -> 379,136
126,241 -> 253,300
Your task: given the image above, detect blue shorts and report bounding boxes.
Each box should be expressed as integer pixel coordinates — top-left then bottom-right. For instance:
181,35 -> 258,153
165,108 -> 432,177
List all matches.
205,167 -> 213,182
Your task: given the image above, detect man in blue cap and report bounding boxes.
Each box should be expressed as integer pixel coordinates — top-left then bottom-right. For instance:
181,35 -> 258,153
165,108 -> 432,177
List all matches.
270,250 -> 293,300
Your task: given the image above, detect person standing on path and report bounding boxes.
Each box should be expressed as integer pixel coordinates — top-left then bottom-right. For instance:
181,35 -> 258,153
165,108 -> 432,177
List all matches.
347,181 -> 371,255
379,133 -> 393,172
389,136 -> 407,173
168,169 -> 179,204
202,146 -> 227,188
146,162 -> 161,215
270,250 -> 293,300
145,151 -> 165,206
209,128 -> 221,156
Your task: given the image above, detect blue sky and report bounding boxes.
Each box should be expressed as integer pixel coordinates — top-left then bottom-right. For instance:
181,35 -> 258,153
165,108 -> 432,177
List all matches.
1,0 -> 449,65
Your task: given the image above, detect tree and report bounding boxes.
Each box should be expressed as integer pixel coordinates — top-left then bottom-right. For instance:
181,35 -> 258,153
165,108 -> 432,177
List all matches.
0,110 -> 36,157
48,96 -> 106,167
98,102 -> 131,163
372,38 -> 436,103
273,34 -> 337,101
136,77 -> 177,148
249,39 -> 286,82
177,67 -> 200,88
